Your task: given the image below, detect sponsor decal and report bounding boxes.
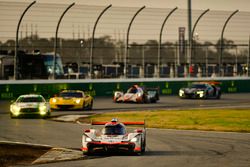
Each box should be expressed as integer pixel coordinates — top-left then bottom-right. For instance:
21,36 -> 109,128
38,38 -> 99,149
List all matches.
228,81 -> 237,92
162,82 -> 172,95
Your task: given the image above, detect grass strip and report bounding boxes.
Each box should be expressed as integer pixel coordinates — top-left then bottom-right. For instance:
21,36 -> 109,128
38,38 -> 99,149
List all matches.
80,109 -> 250,132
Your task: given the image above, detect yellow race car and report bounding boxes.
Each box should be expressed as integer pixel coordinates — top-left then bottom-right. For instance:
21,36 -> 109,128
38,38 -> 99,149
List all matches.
49,90 -> 93,111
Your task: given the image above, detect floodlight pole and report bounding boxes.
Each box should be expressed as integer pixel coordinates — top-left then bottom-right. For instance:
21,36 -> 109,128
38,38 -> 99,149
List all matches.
248,35 -> 250,76
14,1 -> 36,80
124,6 -> 145,78
191,8 -> 209,75
157,7 -> 177,78
219,9 -> 239,77
89,4 -> 112,79
191,9 -> 209,43
53,3 -> 75,80
187,0 -> 192,77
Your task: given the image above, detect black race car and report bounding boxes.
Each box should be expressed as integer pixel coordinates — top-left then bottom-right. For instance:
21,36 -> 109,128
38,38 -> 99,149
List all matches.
179,82 -> 221,99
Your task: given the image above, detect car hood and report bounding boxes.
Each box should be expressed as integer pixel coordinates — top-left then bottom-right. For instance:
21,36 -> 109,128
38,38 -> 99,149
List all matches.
183,88 -> 205,93
15,102 -> 45,108
55,97 -> 82,100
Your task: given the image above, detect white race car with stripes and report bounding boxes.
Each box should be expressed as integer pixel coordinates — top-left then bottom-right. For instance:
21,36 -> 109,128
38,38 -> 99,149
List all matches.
82,118 -> 146,155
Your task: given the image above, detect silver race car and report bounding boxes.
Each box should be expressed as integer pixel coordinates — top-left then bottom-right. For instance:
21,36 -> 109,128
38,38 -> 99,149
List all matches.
10,94 -> 51,118
81,118 -> 146,155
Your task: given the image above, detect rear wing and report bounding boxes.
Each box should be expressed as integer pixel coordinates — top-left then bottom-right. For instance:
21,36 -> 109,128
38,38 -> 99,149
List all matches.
91,120 -> 146,128
146,87 -> 159,91
91,121 -> 145,125
202,81 -> 221,85
194,81 -> 221,85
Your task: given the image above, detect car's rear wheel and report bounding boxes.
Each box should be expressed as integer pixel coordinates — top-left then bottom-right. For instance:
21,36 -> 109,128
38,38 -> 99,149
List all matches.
141,137 -> 146,153
216,91 -> 221,99
42,112 -> 51,119
87,100 -> 93,110
82,102 -> 85,110
83,151 -> 89,156
203,91 -> 208,99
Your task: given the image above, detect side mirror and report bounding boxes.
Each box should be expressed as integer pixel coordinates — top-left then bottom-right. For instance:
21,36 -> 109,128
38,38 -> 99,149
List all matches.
84,129 -> 90,133
135,129 -> 143,133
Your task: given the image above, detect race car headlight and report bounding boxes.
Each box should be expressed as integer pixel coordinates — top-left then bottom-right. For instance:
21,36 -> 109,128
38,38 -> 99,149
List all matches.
196,91 -> 204,95
179,89 -> 184,96
39,105 -> 47,115
196,91 -> 204,97
52,98 -> 57,103
85,137 -> 92,142
11,105 -> 21,116
75,99 -> 81,104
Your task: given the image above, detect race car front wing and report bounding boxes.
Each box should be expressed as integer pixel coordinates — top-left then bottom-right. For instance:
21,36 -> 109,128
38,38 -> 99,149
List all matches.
82,141 -> 142,153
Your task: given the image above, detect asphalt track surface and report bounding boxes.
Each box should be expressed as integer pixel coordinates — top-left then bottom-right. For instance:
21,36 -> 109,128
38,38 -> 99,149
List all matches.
0,93 -> 250,167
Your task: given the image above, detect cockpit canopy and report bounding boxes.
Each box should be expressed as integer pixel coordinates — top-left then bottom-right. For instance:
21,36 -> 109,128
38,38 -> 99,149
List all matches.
103,123 -> 126,135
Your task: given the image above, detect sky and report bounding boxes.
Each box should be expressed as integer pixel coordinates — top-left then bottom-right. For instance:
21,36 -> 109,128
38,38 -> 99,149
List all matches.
1,0 -> 250,44
5,0 -> 250,11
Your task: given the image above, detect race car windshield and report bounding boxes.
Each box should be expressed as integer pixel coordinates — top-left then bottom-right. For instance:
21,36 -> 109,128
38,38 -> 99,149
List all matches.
103,124 -> 126,135
189,84 -> 207,89
17,97 -> 44,103
59,92 -> 83,98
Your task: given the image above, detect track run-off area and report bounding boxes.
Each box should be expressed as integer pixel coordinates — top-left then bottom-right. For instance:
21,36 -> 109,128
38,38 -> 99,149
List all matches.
0,93 -> 250,167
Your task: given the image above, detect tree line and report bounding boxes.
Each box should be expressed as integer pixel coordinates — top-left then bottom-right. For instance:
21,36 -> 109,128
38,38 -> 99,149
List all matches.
0,35 -> 248,66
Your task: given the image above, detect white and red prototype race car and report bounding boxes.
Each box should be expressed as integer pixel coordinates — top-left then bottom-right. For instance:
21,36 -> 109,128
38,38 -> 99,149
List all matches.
113,85 -> 159,103
81,118 -> 146,155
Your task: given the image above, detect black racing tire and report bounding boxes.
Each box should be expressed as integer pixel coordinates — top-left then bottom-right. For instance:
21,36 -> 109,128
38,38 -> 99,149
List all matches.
87,100 -> 93,110
142,136 -> 146,153
82,102 -> 85,110
142,95 -> 149,104
216,91 -> 221,99
42,112 -> 51,119
83,151 -> 90,156
10,113 -> 16,119
141,142 -> 146,153
203,91 -> 208,99
113,97 -> 118,103
151,98 -> 157,103
42,116 -> 47,119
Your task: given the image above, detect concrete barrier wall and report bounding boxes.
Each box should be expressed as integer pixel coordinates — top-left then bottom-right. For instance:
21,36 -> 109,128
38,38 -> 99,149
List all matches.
0,77 -> 249,100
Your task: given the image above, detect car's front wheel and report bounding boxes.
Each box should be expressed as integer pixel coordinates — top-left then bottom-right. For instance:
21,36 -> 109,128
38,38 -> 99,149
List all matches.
10,113 -> 16,119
